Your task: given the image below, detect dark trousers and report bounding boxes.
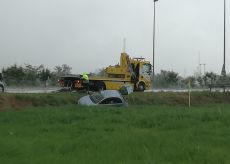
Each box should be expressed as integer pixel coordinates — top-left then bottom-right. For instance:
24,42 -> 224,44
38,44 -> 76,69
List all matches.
83,80 -> 89,92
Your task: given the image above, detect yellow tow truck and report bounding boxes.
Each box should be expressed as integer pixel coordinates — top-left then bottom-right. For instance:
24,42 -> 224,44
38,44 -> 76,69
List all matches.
58,52 -> 152,92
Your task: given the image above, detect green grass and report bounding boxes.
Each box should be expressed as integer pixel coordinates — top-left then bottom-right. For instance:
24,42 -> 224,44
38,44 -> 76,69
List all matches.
126,91 -> 230,106
0,104 -> 230,164
2,91 -> 230,111
0,92 -> 85,110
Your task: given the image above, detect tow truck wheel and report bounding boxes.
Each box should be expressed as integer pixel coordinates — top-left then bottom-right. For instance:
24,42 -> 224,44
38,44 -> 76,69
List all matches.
138,82 -> 145,92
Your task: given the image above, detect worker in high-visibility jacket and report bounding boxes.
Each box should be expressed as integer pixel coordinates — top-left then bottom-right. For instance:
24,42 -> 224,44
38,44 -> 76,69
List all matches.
82,73 -> 89,93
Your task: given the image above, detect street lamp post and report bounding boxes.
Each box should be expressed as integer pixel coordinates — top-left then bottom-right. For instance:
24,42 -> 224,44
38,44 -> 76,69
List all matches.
221,0 -> 227,76
153,0 -> 158,90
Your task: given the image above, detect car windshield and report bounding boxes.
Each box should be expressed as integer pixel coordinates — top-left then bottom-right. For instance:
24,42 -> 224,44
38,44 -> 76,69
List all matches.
89,93 -> 104,103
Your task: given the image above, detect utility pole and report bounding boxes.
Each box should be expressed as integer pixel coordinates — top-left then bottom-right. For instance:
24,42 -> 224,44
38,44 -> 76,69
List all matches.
221,0 -> 227,76
152,0 -> 159,90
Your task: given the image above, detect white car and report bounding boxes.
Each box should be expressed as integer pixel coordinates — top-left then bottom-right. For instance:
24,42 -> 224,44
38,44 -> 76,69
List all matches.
78,90 -> 128,107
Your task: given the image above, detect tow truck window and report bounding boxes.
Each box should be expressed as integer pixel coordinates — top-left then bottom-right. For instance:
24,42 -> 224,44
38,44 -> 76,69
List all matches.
142,64 -> 151,75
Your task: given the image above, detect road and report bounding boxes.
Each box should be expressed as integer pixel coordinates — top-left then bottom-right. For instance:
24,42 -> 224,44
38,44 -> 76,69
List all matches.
5,87 -> 59,93
3,87 -> 228,93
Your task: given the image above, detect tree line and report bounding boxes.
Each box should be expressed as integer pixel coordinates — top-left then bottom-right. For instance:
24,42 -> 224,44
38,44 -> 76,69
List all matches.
154,70 -> 230,88
1,64 -> 229,88
1,64 -> 72,87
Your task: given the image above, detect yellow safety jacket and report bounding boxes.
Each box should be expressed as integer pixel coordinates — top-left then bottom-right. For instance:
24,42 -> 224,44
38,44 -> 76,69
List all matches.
82,73 -> 89,81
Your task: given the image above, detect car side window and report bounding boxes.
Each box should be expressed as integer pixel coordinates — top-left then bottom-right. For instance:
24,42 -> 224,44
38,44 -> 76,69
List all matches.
100,97 -> 122,104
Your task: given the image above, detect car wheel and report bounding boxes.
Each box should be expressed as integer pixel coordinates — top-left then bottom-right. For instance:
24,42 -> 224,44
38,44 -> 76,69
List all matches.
97,81 -> 106,91
138,82 -> 145,92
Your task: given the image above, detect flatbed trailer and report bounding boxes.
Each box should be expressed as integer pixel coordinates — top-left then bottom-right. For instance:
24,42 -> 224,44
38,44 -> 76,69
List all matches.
58,76 -> 132,91
58,75 -> 82,91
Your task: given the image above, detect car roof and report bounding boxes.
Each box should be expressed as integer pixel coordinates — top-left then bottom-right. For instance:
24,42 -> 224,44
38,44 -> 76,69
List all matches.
100,90 -> 123,99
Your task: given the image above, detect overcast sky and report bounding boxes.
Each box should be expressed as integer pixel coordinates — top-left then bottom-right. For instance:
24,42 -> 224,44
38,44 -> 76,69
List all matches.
0,0 -> 229,76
